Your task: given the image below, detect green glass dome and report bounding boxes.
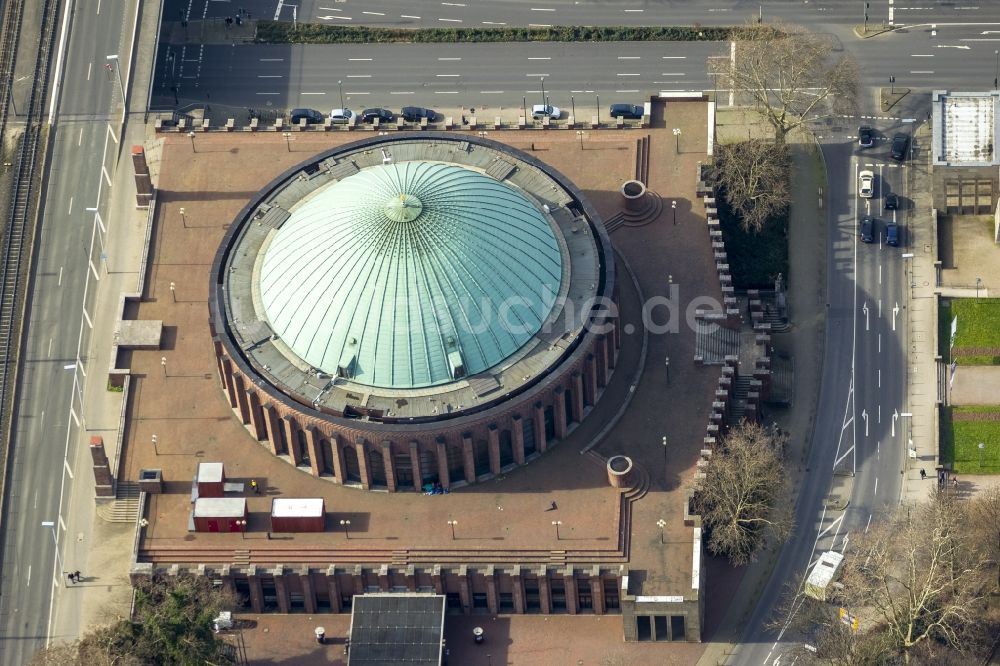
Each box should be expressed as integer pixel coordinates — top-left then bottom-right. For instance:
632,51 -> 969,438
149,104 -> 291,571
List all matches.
259,161 -> 563,389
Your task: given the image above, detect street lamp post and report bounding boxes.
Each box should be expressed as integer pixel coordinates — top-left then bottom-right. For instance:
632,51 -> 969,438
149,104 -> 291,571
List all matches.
338,80 -> 345,110
662,436 -> 668,488
236,519 -> 247,540
152,434 -> 159,455
106,55 -> 126,105
447,519 -> 458,540
596,93 -> 600,126
671,200 -> 677,225
41,521 -> 65,579
187,131 -> 196,153
665,356 -> 670,384
283,131 -> 292,152
571,95 -> 576,122
551,520 -> 562,540
540,77 -> 546,109
672,128 -> 681,153
889,75 -> 895,95
994,50 -> 999,88
340,519 -> 351,539
656,518 -> 666,544
979,441 -> 986,468
976,277 -> 982,301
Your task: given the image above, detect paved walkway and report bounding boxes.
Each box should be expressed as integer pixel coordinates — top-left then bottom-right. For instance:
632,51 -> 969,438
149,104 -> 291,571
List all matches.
950,366 -> 1000,405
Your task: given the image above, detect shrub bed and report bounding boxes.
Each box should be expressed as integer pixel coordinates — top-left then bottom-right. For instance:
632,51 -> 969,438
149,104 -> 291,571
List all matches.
255,23 -> 734,44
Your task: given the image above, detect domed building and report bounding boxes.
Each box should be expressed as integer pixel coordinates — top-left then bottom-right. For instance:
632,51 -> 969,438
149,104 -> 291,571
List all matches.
210,134 -> 619,491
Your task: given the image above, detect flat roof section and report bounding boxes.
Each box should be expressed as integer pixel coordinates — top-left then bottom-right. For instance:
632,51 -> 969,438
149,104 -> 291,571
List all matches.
348,594 -> 445,666
271,498 -> 325,517
932,90 -> 1000,166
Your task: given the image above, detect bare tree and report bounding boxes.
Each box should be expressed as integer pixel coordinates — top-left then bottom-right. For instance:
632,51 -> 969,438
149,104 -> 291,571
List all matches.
709,22 -> 859,143
838,493 -> 991,662
966,486 -> 1000,592
693,421 -> 792,566
712,139 -> 790,233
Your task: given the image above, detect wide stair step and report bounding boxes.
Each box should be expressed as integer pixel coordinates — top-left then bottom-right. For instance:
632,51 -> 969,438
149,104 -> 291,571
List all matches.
695,322 -> 740,365
96,482 -> 140,523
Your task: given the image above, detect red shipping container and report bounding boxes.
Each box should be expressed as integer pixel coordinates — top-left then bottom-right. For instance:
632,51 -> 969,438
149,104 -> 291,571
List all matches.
193,497 -> 247,533
270,498 -> 325,532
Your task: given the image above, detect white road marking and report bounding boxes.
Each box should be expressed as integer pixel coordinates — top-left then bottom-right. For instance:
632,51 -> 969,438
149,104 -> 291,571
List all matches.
255,92 -> 280,95
439,18 -> 462,22
527,57 -> 551,60
67,197 -> 73,215
390,91 -> 415,94
873,477 -> 878,498
259,58 -> 284,61
349,58 -> 372,61
64,458 -> 74,479
526,73 -> 550,77
301,92 -> 326,95
87,62 -> 92,81
438,57 -> 462,60
661,73 -> 686,76
322,15 -> 352,20
442,2 -> 466,5
346,74 -> 372,78
480,90 -> 505,93
434,91 -> 459,94
529,23 -> 551,26
617,56 -> 640,59
58,266 -> 63,286
865,514 -> 873,533
623,8 -> 644,11
401,15 -> 422,19
362,11 -> 385,15
910,70 -> 935,74
615,89 -> 639,93
78,127 -> 83,146
910,54 -> 934,57
878,369 -> 881,388
436,74 -> 461,77
531,7 -> 556,10
617,73 -> 641,76
47,338 -> 52,357
662,56 -> 687,59
482,21 -> 506,25
344,91 -> 369,95
26,565 -> 31,587
257,75 -> 282,78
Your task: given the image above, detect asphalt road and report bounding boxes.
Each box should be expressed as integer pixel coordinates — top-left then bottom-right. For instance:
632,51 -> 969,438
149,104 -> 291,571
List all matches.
168,0 -> 978,30
0,0 -> 126,661
153,20 -> 1000,115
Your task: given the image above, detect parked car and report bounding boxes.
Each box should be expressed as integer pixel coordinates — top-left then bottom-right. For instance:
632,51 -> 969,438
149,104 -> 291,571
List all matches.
400,106 -> 437,122
858,170 -> 875,198
329,108 -> 354,124
609,103 -> 644,120
531,104 -> 561,120
289,108 -> 324,125
361,108 -> 394,124
886,222 -> 900,246
890,133 -> 910,160
860,216 -> 875,244
858,126 -> 874,148
884,193 -> 899,210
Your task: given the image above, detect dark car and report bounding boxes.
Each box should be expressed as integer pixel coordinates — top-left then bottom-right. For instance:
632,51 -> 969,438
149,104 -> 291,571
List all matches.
609,103 -> 644,120
858,126 -> 874,148
886,222 -> 900,246
289,108 -> 324,125
860,216 -> 875,244
884,193 -> 899,210
361,108 -> 393,124
890,133 -> 910,160
401,106 -> 437,122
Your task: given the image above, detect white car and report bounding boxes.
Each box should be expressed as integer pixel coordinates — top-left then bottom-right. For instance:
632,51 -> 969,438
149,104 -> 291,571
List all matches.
531,104 -> 561,120
858,170 -> 874,198
329,108 -> 354,124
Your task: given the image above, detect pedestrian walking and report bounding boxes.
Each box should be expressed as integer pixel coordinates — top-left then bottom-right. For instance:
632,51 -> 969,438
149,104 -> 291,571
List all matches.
73,570 -> 82,582
250,479 -> 260,494
920,469 -> 926,480
952,476 -> 959,489
66,572 -> 75,585
547,501 -> 558,511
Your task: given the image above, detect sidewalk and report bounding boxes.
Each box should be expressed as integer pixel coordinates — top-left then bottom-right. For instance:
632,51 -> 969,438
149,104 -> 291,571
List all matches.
899,121 -> 939,506
697,117 -> 830,664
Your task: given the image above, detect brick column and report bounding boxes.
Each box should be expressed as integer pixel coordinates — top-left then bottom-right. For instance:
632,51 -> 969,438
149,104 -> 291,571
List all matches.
538,569 -> 552,613
378,564 -> 390,591
595,335 -> 610,387
564,568 -> 578,614
247,391 -> 266,440
408,441 -> 422,492
326,567 -> 342,612
436,438 -> 451,490
510,566 -> 525,613
221,357 -> 238,407
461,435 -> 476,484
247,566 -> 264,612
233,374 -> 251,424
572,373 -> 585,419
305,426 -> 323,476
331,435 -> 346,483
355,441 -> 372,489
457,566 -> 472,614
283,417 -> 303,466
264,405 -> 284,455
485,566 -> 499,614
487,426 -> 501,474
89,436 -> 114,497
273,567 -> 290,613
432,565 -> 444,595
300,569 -> 316,613
533,402 -> 547,453
590,568 -> 605,615
405,565 -> 417,591
553,387 -> 568,439
510,416 -> 526,465
583,355 -> 597,406
381,442 -> 397,492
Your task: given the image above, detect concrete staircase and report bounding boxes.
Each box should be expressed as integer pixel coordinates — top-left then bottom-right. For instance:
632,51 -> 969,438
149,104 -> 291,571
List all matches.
96,481 -> 140,523
695,323 -> 740,365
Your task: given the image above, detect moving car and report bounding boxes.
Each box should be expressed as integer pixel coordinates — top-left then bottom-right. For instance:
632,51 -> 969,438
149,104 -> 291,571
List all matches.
858,126 -> 874,148
860,216 -> 875,243
289,108 -> 324,125
531,104 -> 561,120
890,133 -> 909,160
884,193 -> 899,210
361,108 -> 394,124
609,103 -> 644,120
400,106 -> 437,122
886,222 -> 900,246
329,108 -> 354,124
858,170 -> 875,198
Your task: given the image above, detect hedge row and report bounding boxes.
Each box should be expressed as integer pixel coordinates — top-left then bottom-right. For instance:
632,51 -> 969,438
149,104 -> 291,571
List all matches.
254,23 -> 734,44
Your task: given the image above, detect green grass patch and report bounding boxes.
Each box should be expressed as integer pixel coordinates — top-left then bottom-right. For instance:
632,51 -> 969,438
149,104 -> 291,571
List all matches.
946,298 -> 1000,365
942,406 -> 1000,474
254,22 -> 734,44
716,190 -> 789,290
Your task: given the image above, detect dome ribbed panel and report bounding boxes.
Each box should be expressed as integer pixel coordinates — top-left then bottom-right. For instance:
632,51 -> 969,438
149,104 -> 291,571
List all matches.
259,162 -> 562,389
